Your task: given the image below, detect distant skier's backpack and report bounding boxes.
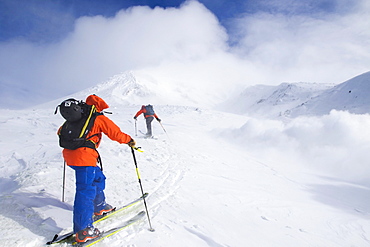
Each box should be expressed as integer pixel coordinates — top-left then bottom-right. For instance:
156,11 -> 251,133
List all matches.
56,98 -> 100,150
145,104 -> 155,115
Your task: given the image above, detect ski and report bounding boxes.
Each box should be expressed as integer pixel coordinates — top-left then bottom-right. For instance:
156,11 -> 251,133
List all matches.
138,130 -> 157,139
46,193 -> 148,245
73,211 -> 146,246
94,193 -> 148,223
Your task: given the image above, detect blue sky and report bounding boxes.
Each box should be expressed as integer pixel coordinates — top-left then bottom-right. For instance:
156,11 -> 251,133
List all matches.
0,0 -> 355,43
0,0 -> 369,109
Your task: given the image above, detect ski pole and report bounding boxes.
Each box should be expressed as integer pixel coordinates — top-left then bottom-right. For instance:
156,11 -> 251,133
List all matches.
62,160 -> 66,202
130,147 -> 155,232
159,121 -> 170,141
135,119 -> 137,136
159,121 -> 167,133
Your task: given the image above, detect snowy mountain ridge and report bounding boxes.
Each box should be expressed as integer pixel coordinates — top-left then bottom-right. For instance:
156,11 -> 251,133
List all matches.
221,71 -> 370,118
12,69 -> 370,119
289,71 -> 370,117
68,70 -> 220,109
220,82 -> 333,118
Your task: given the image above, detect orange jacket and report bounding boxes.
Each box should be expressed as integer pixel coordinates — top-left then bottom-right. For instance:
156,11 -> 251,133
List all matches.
60,95 -> 132,167
134,105 -> 159,119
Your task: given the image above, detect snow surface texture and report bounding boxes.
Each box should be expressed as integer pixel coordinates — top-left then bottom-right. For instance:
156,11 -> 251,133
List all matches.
1,71 -> 370,246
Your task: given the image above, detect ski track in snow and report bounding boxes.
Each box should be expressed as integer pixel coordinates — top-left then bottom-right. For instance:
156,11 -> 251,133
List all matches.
0,104 -> 370,247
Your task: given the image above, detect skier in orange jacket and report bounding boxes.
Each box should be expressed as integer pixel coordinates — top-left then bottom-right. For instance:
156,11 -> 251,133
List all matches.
133,104 -> 161,137
58,94 -> 136,243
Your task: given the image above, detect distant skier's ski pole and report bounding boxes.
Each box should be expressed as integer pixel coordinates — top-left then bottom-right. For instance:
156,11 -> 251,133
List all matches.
62,161 -> 66,202
131,147 -> 155,232
159,121 -> 170,141
135,119 -> 138,136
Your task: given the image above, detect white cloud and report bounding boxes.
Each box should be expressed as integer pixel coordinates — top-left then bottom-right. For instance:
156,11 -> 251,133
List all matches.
229,0 -> 370,84
1,1 -> 239,106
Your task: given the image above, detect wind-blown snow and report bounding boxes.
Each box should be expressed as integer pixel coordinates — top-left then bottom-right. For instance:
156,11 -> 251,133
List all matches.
1,71 -> 370,246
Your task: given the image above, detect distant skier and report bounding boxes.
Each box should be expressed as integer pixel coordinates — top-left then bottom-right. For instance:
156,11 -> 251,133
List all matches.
133,104 -> 161,137
57,95 -> 136,243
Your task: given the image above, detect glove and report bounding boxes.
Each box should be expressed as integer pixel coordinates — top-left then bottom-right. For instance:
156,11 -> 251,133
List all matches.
156,118 -> 161,122
133,117 -> 137,120
127,138 -> 136,147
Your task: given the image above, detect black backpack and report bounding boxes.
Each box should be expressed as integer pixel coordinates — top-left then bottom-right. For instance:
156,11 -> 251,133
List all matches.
56,99 -> 101,150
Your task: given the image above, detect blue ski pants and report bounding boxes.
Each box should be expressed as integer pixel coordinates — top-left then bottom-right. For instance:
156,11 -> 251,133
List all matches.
70,166 -> 107,233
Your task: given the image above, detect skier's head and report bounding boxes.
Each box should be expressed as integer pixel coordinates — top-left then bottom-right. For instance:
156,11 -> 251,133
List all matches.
59,99 -> 82,122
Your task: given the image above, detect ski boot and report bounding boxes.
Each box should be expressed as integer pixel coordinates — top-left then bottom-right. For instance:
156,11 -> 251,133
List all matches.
75,227 -> 100,243
94,204 -> 115,216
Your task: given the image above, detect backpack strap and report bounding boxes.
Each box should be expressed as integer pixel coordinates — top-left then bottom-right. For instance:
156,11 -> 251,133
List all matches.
78,105 -> 97,138
74,108 -> 102,149
96,149 -> 103,171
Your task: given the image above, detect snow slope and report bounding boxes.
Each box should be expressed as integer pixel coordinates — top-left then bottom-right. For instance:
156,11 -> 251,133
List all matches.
1,71 -> 370,246
290,71 -> 370,117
